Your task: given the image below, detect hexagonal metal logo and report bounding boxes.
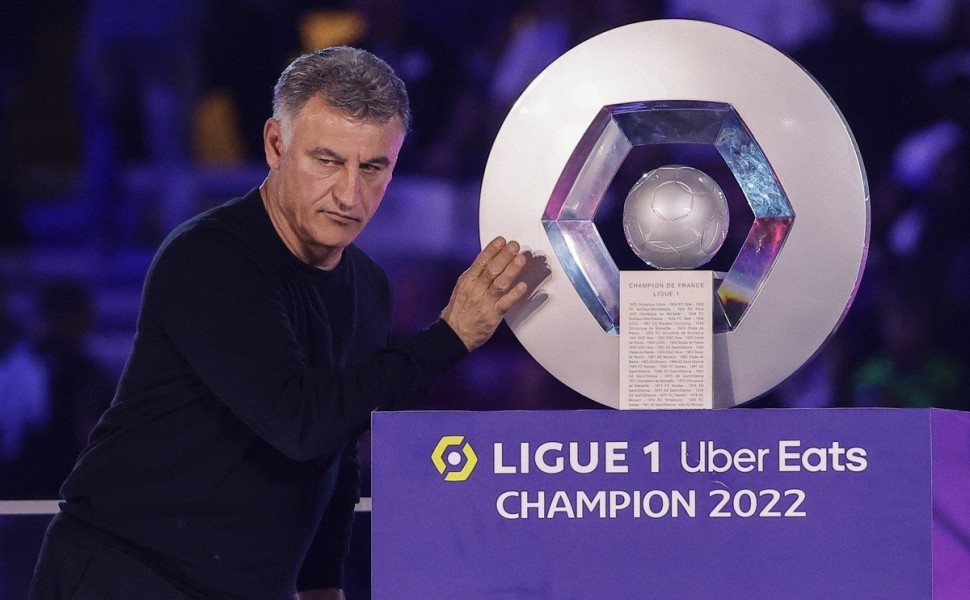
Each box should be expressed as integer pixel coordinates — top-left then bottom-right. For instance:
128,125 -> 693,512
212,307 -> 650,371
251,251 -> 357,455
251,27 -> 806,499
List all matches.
479,20 -> 869,408
542,100 -> 795,335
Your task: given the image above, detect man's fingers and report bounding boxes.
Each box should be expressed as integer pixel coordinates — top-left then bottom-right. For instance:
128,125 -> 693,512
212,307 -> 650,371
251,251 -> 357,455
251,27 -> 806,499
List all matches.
495,281 -> 528,314
491,252 -> 526,293
467,237 -> 508,278
481,240 -> 520,283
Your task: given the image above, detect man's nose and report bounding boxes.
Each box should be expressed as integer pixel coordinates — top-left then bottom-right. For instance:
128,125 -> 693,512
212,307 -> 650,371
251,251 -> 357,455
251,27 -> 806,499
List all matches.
333,167 -> 361,209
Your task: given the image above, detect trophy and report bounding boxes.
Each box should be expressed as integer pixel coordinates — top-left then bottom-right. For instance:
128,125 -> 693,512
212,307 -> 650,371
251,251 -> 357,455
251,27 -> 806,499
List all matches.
479,20 -> 870,408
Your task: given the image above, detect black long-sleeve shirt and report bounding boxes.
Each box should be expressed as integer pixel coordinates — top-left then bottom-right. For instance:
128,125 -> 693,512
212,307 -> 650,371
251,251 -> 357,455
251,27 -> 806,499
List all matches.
59,188 -> 467,599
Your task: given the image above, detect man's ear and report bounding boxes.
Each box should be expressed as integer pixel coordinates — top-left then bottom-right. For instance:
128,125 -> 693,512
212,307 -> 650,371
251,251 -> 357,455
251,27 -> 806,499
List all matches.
264,118 -> 284,169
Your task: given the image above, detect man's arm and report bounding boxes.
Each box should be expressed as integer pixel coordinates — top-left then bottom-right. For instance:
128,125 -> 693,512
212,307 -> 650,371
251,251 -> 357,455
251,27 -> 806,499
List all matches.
145,227 -> 465,462
145,229 -> 528,463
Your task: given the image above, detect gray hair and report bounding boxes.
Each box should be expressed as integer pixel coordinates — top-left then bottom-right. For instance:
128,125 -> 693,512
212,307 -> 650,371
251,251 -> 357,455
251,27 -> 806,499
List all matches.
272,46 -> 411,133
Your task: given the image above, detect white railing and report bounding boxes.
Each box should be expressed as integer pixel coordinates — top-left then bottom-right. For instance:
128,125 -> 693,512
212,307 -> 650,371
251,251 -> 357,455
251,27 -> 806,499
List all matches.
0,498 -> 372,515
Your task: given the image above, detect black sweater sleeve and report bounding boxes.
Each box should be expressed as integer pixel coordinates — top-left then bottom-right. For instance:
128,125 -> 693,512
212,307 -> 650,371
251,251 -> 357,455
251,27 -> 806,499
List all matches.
144,225 -> 467,462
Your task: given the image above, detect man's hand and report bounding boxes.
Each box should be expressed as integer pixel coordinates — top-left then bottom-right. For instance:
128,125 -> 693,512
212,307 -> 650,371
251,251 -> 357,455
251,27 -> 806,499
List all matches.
294,589 -> 344,600
442,236 -> 529,351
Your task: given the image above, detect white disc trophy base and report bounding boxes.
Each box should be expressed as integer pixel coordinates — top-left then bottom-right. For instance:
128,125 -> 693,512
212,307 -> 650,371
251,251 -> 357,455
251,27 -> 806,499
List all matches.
479,20 -> 869,409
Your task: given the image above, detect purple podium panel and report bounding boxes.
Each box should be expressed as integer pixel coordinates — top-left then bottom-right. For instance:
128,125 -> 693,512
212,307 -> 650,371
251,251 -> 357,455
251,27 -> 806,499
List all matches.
932,410 -> 970,598
372,408 -> 970,600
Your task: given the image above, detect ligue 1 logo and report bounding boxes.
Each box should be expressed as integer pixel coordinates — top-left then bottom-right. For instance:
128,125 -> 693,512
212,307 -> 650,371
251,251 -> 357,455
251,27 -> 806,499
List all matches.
479,20 -> 869,408
431,436 -> 478,482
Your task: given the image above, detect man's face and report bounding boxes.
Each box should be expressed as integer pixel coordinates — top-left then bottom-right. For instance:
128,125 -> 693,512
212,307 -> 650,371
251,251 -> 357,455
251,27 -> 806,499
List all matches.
263,95 -> 406,269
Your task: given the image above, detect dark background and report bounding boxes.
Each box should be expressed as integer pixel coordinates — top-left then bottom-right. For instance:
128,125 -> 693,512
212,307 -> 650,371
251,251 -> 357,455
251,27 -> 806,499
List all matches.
2,0 -> 970,597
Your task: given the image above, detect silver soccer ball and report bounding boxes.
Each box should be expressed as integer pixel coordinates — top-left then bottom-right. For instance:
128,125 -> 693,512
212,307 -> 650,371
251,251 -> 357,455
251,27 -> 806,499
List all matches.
622,165 -> 730,270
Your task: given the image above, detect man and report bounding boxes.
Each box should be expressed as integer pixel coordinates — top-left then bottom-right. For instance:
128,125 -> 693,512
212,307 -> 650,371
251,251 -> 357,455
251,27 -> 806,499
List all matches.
31,46 -> 528,599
